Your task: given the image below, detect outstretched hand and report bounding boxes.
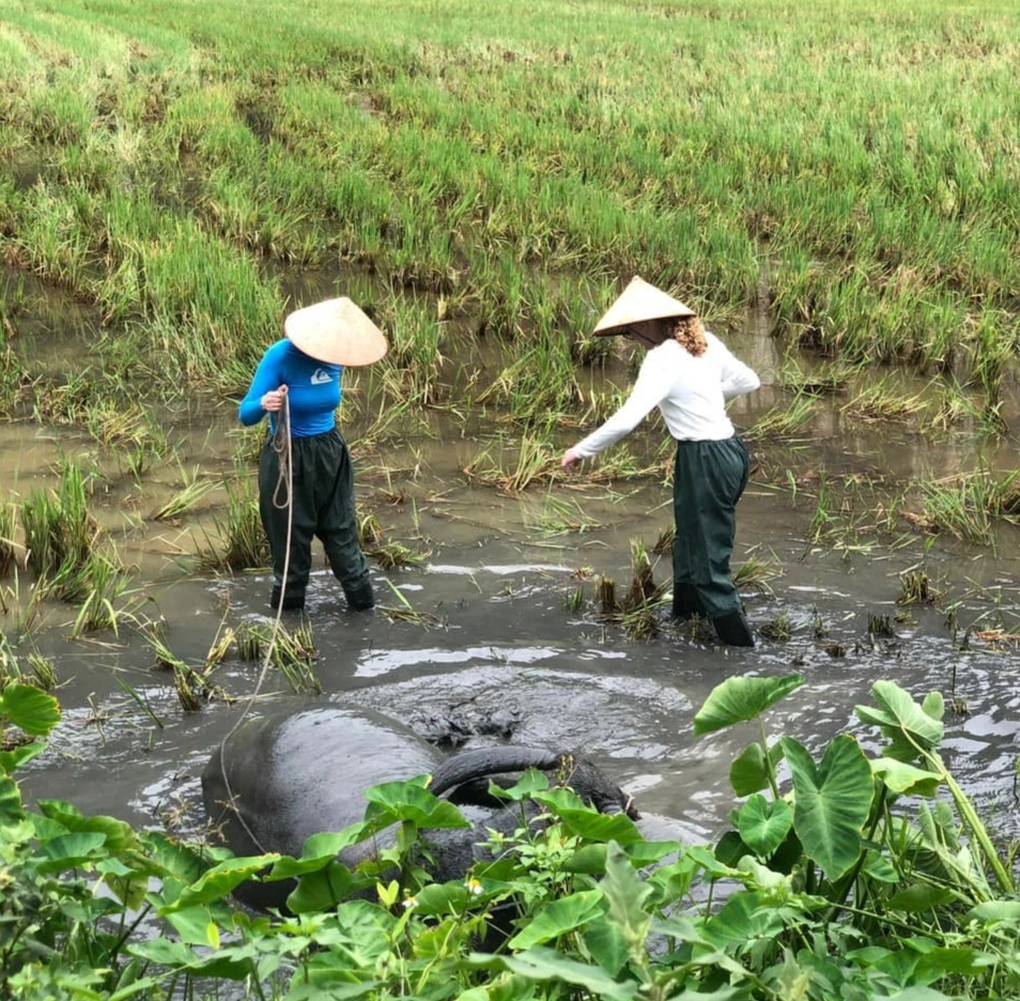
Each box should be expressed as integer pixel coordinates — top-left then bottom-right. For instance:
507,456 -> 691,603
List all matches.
560,448 -> 581,472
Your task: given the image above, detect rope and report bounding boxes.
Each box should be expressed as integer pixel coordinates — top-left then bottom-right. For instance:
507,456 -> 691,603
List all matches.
214,390 -> 295,856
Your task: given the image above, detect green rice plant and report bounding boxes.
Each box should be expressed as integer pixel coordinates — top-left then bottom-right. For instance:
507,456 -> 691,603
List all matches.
366,540 -> 430,570
0,501 -> 18,577
151,466 -> 215,521
20,458 -> 115,602
374,292 -> 446,407
194,472 -> 269,572
378,580 -> 440,628
744,395 -> 817,442
564,585 -> 585,614
462,436 -> 555,494
69,561 -> 130,637
758,612 -> 793,641
269,622 -> 320,694
733,549 -> 783,597
898,562 -> 946,607
622,539 -> 661,612
358,513 -> 384,548
840,376 -> 928,424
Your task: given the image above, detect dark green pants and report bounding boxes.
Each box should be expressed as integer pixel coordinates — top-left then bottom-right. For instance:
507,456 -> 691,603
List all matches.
259,428 -> 371,608
671,435 -> 750,619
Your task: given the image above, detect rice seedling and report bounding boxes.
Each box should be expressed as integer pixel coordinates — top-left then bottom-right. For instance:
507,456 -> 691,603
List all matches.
193,472 -> 269,572
358,513 -> 384,548
270,623 -> 321,694
151,465 -> 216,522
69,563 -> 131,637
378,579 -> 440,628
759,612 -> 793,642
744,395 -> 817,442
898,563 -> 946,607
20,458 -> 120,602
622,539 -> 660,612
366,540 -> 430,571
564,585 -> 585,614
462,436 -> 555,494
0,501 -> 18,578
733,550 -> 783,597
840,377 -> 928,424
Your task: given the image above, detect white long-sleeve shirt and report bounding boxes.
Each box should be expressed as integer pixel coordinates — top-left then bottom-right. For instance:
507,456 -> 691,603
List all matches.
572,334 -> 760,458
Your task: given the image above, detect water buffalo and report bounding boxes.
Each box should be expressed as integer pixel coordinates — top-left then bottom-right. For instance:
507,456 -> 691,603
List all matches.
202,703 -> 639,911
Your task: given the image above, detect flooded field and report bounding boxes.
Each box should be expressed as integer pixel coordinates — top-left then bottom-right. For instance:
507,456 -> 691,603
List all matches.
7,313 -> 1020,855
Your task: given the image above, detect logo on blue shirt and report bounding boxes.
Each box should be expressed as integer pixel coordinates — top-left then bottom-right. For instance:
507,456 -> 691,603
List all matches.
311,368 -> 332,385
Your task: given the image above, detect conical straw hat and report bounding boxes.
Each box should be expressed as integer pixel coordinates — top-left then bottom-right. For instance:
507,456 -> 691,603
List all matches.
284,297 -> 388,366
592,276 -> 695,336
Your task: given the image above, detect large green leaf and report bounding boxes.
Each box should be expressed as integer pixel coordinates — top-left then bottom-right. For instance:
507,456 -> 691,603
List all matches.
0,774 -> 24,823
736,795 -> 792,858
730,741 -> 769,796
855,681 -> 944,762
509,890 -> 606,949
470,946 -> 639,1001
0,683 -> 61,736
159,854 -> 281,913
694,674 -> 804,735
783,734 -> 873,880
0,739 -> 48,776
871,757 -> 941,797
362,779 -> 470,829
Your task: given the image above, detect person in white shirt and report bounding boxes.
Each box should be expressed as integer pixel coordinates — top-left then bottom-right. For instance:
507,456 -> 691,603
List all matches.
560,277 -> 760,647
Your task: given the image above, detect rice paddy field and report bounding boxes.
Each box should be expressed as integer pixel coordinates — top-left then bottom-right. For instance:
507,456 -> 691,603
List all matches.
1,0 -> 1020,915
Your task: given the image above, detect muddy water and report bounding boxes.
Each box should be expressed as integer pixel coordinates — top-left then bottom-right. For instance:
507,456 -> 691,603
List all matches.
4,308 -> 1020,854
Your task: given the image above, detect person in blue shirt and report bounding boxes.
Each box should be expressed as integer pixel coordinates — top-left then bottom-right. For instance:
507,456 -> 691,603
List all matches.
239,297 -> 388,613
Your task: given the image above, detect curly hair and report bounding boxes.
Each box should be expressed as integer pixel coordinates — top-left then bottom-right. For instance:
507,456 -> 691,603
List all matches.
670,315 -> 707,357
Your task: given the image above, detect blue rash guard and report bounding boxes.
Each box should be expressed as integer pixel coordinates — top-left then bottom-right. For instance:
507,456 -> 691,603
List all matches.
239,339 -> 342,437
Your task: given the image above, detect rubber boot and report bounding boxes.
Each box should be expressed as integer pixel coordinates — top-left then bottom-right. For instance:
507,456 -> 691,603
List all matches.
712,609 -> 755,647
269,585 -> 305,612
671,583 -> 704,621
343,576 -> 375,612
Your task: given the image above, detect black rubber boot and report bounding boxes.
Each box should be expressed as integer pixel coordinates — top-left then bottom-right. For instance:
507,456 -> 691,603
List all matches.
269,586 -> 305,612
343,577 -> 375,612
712,610 -> 755,647
671,584 -> 704,621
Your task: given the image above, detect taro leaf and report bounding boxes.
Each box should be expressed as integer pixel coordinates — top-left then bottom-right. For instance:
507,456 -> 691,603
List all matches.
782,734 -> 873,881
0,775 -> 24,824
37,831 -> 108,872
287,860 -> 371,913
509,890 -> 606,950
871,757 -> 941,798
585,916 -> 629,978
0,739 -> 48,776
730,741 -> 769,796
694,674 -> 804,735
965,901 -> 1020,925
0,683 -> 61,736
535,788 -> 644,845
269,825 -> 374,878
854,681 -> 944,762
601,842 -> 654,953
887,882 -> 954,912
362,778 -> 470,829
129,938 -> 259,980
471,946 -> 639,1001
159,854 -> 281,913
736,794 -> 792,858
490,767 -> 550,801
411,880 -> 472,917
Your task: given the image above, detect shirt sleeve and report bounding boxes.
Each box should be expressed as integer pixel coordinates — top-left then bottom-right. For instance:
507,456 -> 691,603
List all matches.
718,345 -> 761,399
572,351 -> 675,458
238,347 -> 281,426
